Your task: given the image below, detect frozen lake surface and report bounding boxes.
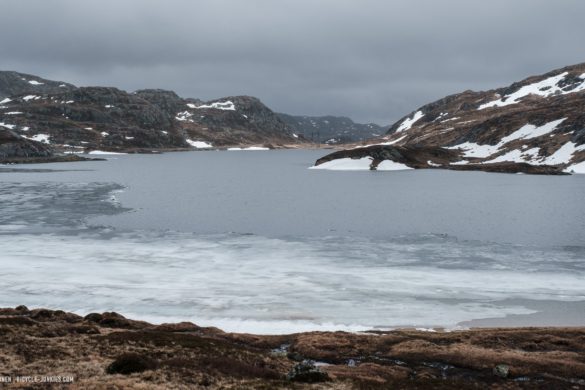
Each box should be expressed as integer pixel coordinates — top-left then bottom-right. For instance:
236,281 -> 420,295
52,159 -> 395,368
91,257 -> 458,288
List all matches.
1,150 -> 584,333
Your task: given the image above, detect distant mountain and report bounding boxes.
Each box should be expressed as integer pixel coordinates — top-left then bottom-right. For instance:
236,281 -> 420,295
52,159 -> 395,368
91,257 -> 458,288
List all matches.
313,62 -> 585,174
278,113 -> 385,144
0,71 -> 307,157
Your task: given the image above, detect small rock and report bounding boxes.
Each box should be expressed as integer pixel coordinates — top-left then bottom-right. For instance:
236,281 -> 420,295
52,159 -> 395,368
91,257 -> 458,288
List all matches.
493,364 -> 510,378
287,360 -> 330,383
270,344 -> 289,358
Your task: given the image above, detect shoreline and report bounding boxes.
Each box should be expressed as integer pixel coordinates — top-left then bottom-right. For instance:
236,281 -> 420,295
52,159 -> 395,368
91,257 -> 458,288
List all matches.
1,306 -> 584,388
6,300 -> 585,336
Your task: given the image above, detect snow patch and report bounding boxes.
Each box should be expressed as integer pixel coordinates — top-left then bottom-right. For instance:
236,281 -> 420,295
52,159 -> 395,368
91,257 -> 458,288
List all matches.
395,111 -> 424,133
100,132 -> 109,137
483,149 -> 531,164
22,95 -> 40,101
0,98 -> 12,104
499,119 -> 566,144
479,72 -> 585,109
27,80 -> 44,85
565,161 -> 585,174
448,119 -> 566,160
175,111 -> 193,122
541,142 -> 585,165
310,157 -> 373,170
0,122 -> 16,130
88,150 -> 127,155
22,134 -> 50,143
446,142 -> 500,158
186,139 -> 213,149
191,101 -> 235,111
376,160 -> 413,171
356,134 -> 407,149
227,146 -> 270,151
4,112 -> 23,115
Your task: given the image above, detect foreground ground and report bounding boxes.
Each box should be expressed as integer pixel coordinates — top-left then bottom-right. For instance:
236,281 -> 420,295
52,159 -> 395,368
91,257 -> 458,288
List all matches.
0,307 -> 584,389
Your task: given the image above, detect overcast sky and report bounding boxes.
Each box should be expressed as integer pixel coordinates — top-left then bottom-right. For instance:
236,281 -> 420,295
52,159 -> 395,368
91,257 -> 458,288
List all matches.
1,0 -> 584,124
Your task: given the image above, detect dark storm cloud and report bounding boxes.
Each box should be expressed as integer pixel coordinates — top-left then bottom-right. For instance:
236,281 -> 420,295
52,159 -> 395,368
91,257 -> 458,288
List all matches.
1,0 -> 584,124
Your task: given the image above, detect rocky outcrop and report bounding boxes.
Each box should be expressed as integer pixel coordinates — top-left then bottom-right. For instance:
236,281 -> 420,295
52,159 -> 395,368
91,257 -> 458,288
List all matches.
0,129 -> 52,158
315,62 -> 585,174
278,113 -> 385,144
0,71 -> 308,155
1,306 -> 584,389
314,145 -> 567,175
0,129 -> 95,164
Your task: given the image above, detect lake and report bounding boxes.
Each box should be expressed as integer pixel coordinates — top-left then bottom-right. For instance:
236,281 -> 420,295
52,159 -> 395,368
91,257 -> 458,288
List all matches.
1,150 -> 584,333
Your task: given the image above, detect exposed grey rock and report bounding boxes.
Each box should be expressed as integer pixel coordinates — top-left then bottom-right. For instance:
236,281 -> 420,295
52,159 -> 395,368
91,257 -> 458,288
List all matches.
493,364 -> 510,378
286,360 -> 330,383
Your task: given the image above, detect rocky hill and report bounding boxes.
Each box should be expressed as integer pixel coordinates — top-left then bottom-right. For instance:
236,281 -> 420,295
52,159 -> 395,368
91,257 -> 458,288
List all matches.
278,113 -> 385,144
0,72 -> 307,158
313,62 -> 585,174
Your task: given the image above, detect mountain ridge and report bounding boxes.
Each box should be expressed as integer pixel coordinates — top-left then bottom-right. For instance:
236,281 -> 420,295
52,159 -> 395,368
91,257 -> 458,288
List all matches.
0,72 -> 310,159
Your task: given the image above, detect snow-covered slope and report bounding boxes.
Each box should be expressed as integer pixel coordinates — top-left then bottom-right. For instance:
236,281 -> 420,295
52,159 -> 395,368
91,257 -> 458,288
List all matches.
314,62 -> 585,174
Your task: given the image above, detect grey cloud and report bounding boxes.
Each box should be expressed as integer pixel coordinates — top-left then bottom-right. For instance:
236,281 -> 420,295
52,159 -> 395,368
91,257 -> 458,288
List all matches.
1,0 -> 584,124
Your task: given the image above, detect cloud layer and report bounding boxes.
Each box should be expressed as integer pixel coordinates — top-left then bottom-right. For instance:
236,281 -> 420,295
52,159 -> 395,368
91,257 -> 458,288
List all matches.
1,0 -> 584,124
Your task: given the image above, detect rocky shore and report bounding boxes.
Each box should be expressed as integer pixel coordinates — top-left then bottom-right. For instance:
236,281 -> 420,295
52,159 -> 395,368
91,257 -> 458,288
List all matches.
0,307 -> 584,389
313,145 -> 569,175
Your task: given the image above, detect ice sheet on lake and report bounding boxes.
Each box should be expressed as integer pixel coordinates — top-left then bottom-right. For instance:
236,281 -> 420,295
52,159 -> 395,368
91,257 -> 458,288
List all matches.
2,228 -> 585,334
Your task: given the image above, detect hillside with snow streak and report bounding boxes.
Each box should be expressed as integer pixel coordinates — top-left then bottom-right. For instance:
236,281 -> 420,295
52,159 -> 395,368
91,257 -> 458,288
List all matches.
314,62 -> 585,174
